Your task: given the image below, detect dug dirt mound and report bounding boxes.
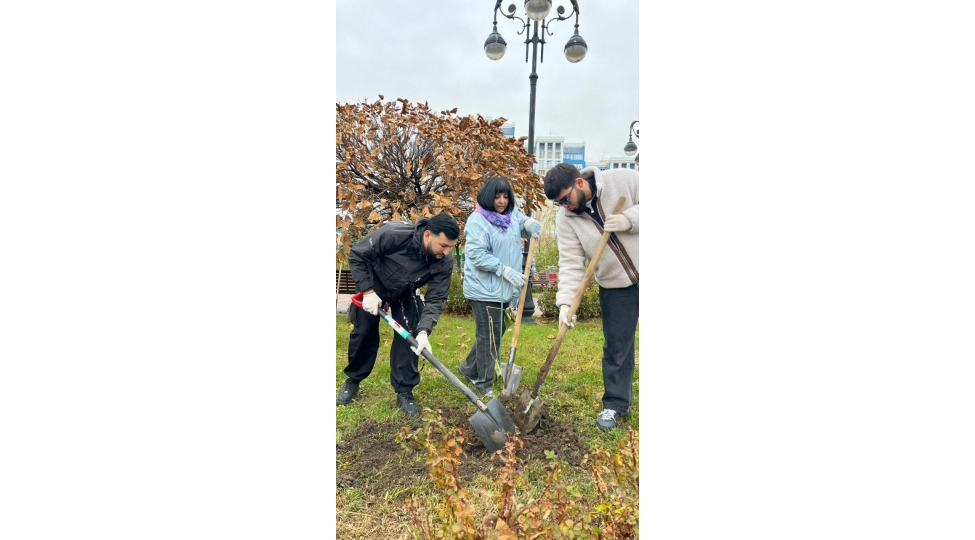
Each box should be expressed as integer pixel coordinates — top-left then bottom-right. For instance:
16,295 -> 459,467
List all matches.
336,403 -> 588,495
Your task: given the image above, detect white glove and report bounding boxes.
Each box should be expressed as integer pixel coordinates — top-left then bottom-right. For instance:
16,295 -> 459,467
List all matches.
501,265 -> 527,289
362,291 -> 381,316
603,213 -> 632,233
559,305 -> 577,328
412,331 -> 432,358
524,218 -> 542,238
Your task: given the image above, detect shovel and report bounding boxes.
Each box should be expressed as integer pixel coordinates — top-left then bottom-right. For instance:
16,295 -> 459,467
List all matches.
501,237 -> 537,397
350,293 -> 517,453
515,197 -> 626,433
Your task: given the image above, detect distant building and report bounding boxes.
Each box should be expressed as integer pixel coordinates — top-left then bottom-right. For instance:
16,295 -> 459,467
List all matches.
586,155 -> 638,172
530,134 -> 587,176
562,141 -> 586,170
497,123 -> 590,176
500,121 -> 515,138
532,135 -> 562,177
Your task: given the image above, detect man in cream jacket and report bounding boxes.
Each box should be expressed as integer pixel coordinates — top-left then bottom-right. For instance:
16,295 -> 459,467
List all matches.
542,163 -> 639,431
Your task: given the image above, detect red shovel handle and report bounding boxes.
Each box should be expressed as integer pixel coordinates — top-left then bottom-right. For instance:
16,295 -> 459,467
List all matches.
350,292 -> 364,308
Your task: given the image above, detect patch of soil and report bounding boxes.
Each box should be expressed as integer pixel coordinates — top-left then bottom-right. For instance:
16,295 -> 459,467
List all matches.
336,402 -> 588,495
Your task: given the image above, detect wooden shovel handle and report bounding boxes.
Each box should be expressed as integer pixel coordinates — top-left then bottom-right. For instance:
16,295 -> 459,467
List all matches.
509,236 -> 537,349
530,196 -> 627,397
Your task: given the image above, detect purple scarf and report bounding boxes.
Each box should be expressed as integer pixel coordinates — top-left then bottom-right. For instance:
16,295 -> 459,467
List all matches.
475,204 -> 511,231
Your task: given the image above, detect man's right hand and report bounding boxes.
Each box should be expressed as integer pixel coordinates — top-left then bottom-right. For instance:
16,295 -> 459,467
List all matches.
559,305 -> 576,328
411,331 -> 432,358
502,265 -> 527,289
362,291 -> 381,315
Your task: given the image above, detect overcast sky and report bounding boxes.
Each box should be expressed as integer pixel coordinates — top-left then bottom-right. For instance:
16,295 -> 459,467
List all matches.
336,0 -> 640,164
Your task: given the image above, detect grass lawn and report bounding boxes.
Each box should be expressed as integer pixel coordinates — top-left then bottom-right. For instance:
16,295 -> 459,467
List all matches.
335,310 -> 639,539
335,312 -> 639,444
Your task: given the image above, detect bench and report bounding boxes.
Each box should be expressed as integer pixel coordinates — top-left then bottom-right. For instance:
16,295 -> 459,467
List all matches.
531,266 -> 559,289
530,273 -> 559,288
336,269 -> 357,295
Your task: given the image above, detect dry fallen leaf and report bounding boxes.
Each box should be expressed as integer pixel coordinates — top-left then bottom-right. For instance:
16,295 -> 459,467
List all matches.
495,518 -> 517,540
546,334 -> 555,339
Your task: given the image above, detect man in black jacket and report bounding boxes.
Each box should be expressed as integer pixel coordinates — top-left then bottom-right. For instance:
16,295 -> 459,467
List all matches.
338,213 -> 460,416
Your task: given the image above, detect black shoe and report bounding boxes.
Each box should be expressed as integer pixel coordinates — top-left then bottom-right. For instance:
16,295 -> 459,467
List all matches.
397,391 -> 419,416
337,379 -> 359,406
595,409 -> 622,431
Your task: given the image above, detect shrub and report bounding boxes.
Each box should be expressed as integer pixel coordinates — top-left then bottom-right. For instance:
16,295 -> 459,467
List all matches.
397,410 -> 480,539
536,281 -> 602,321
400,412 -> 640,539
585,430 -> 640,538
531,231 -> 602,321
442,270 -> 472,316
532,233 -> 560,269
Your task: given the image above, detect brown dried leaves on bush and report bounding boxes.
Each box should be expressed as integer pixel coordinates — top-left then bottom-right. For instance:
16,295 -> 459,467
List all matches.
336,97 -> 544,266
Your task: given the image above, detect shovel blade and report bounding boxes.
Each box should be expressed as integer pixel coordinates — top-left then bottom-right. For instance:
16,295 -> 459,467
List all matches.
513,388 -> 548,434
469,412 -> 508,453
470,398 -> 515,453
469,398 -> 516,453
501,363 -> 523,397
485,397 -> 517,434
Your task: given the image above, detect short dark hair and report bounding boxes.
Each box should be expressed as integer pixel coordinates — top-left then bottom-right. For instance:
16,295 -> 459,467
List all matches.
544,163 -> 585,200
427,212 -> 460,240
476,176 -> 516,214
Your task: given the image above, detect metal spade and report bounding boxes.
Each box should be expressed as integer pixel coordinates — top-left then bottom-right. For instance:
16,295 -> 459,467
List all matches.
515,197 -> 626,433
350,293 -> 517,453
501,237 -> 537,397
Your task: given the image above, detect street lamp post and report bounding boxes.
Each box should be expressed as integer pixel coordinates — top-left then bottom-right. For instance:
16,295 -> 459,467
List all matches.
485,0 -> 587,323
623,120 -> 639,165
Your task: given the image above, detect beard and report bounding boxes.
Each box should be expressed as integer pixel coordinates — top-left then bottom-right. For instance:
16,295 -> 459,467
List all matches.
563,187 -> 586,214
423,239 -> 443,259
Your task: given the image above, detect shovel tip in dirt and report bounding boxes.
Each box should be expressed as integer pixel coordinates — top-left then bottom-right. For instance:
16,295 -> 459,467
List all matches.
512,388 -> 548,433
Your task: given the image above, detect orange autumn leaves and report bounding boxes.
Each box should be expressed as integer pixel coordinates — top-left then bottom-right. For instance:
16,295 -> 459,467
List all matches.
336,96 -> 544,265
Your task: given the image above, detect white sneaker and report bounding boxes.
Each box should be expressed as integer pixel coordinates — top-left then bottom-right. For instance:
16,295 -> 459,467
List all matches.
595,409 -> 621,431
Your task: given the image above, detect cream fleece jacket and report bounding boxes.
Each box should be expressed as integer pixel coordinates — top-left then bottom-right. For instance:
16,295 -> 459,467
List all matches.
555,166 -> 640,308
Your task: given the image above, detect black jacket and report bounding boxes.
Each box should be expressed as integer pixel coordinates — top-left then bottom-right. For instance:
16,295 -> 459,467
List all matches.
348,218 -> 453,334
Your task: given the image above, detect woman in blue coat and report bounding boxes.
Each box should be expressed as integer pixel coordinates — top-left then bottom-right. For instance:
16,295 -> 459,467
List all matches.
460,176 -> 541,396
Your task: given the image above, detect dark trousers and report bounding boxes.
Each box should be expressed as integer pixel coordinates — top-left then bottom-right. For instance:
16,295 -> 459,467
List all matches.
345,295 -> 424,394
459,300 -> 508,394
599,284 -> 639,414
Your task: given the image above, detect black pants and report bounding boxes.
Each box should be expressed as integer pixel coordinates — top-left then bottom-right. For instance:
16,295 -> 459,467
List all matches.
459,300 -> 508,394
600,284 -> 639,414
345,294 -> 424,394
